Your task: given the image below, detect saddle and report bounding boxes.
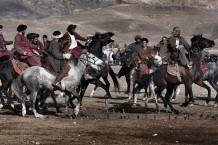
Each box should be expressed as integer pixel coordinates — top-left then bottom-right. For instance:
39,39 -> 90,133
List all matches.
167,64 -> 182,82
11,59 -> 29,75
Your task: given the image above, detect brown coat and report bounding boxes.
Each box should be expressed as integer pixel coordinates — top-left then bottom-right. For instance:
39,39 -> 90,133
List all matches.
134,46 -> 155,74
14,33 -> 41,66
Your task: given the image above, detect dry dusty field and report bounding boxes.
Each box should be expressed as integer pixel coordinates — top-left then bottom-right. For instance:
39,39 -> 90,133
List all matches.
0,66 -> 218,145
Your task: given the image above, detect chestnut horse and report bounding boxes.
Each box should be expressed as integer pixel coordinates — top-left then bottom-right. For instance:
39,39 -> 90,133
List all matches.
153,34 -> 215,114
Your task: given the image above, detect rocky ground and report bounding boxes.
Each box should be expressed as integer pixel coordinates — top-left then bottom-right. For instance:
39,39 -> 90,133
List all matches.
0,66 -> 218,145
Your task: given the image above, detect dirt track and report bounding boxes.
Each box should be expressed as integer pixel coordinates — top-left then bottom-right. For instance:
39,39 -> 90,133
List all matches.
0,66 -> 218,145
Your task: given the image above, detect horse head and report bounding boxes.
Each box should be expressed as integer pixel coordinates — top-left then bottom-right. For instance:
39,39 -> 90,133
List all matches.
190,34 -> 215,54
87,32 -> 115,58
151,51 -> 162,67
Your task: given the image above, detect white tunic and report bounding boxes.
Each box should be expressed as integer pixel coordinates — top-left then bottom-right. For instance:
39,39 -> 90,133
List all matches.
69,33 -> 78,50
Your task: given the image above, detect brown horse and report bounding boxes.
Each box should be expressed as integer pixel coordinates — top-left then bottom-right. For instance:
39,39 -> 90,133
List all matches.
153,34 -> 215,114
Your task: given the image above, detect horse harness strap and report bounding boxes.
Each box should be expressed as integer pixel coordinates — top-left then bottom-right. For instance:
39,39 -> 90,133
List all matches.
11,59 -> 29,75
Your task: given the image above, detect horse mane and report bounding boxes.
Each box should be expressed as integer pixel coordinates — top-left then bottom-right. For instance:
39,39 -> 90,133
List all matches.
0,55 -> 11,63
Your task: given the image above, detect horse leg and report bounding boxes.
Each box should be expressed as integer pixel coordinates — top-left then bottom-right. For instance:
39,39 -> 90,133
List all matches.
150,81 -> 159,113
181,83 -> 194,107
30,91 -> 44,118
90,85 -> 98,98
125,72 -> 131,94
214,91 -> 218,107
73,94 -> 81,117
165,84 -> 179,114
102,75 -> 110,97
0,91 -> 4,109
11,83 -> 27,116
50,91 -> 62,113
65,92 -> 71,117
194,80 -> 211,106
171,85 -> 177,101
143,87 -> 149,108
79,78 -> 90,107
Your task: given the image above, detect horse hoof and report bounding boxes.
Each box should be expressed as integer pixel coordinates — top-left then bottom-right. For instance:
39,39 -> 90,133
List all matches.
56,109 -> 62,113
74,109 -> 80,117
204,102 -> 209,107
214,104 -> 217,108
173,110 -> 180,114
10,103 -> 15,109
164,104 -> 167,108
181,103 -> 188,107
36,114 -> 45,119
189,103 -> 194,107
0,104 -> 3,109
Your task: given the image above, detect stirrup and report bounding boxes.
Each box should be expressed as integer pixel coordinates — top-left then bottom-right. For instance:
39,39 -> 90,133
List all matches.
52,82 -> 62,90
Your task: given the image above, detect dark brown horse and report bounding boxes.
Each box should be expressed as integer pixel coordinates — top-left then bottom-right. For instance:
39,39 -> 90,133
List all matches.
153,34 -> 215,114
79,32 -> 120,105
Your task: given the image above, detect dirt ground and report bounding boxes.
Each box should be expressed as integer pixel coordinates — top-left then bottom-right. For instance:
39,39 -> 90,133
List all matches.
0,65 -> 218,145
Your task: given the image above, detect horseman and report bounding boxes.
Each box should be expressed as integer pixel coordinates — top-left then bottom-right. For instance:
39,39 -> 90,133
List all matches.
167,26 -> 191,69
133,38 -> 155,91
62,24 -> 87,58
117,35 -> 142,78
42,35 -> 51,49
14,24 -> 41,66
155,36 -> 169,63
0,25 -> 13,59
47,30 -> 72,90
27,33 -> 45,56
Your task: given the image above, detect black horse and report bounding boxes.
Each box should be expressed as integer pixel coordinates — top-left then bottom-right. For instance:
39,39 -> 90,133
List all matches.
116,50 -> 135,93
153,34 -> 215,114
79,32 -> 120,105
0,55 -> 17,108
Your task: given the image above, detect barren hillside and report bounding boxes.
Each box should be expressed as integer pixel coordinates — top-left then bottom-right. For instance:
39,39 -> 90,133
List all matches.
1,0 -> 218,48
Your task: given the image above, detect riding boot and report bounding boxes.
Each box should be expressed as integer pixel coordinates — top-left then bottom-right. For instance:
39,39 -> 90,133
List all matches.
52,64 -> 71,90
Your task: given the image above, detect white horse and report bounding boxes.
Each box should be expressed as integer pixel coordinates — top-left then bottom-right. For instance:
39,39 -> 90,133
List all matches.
128,52 -> 162,111
11,51 -> 105,118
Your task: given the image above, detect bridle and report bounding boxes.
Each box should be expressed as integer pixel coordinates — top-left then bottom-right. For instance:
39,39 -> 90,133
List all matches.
191,36 -> 208,54
79,51 -> 103,67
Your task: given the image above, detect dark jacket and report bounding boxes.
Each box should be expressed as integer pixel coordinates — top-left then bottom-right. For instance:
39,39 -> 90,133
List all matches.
126,42 -> 142,54
47,40 -> 66,73
167,36 -> 190,65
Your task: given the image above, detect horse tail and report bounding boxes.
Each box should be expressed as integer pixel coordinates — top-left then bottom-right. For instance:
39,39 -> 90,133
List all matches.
11,73 -> 25,100
109,66 -> 120,92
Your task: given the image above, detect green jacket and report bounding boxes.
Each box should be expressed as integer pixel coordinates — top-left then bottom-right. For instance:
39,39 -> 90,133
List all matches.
47,40 -> 66,73
167,36 -> 190,65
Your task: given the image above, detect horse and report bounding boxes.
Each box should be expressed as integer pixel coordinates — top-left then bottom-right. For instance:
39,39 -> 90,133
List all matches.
127,51 -> 162,111
11,51 -> 105,118
119,50 -> 136,93
0,55 -> 17,109
153,34 -> 215,114
79,32 -> 120,104
0,52 -> 62,113
205,64 -> 218,106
